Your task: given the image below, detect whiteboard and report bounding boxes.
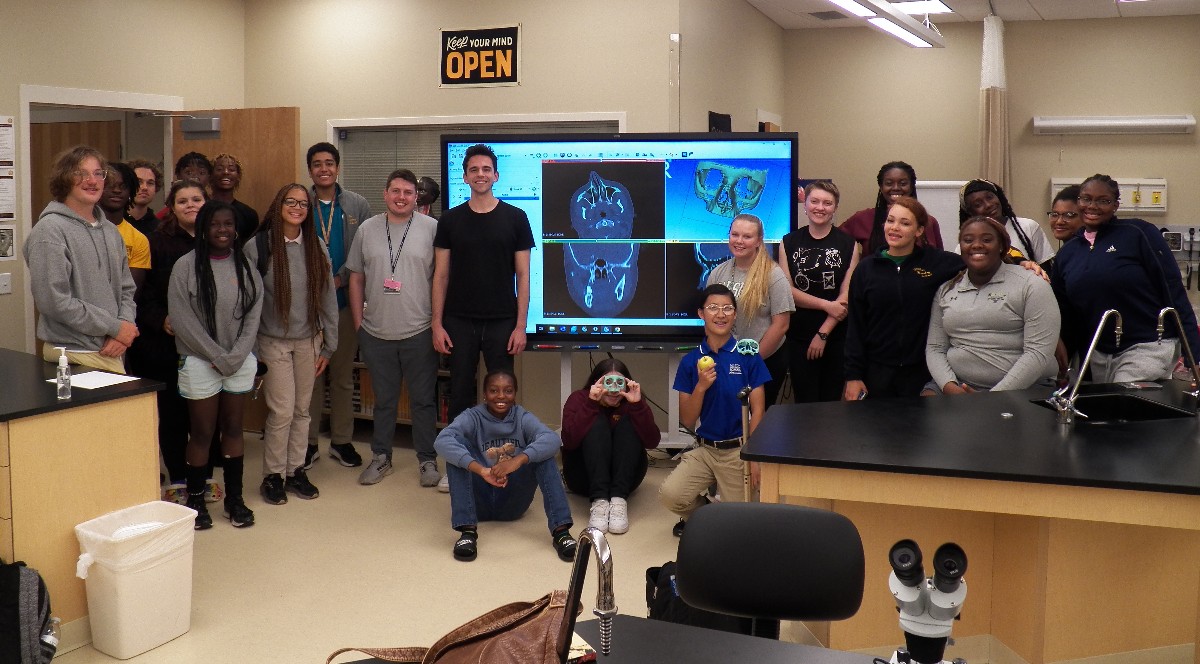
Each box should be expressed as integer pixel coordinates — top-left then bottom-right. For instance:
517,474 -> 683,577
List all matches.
916,180 -> 967,250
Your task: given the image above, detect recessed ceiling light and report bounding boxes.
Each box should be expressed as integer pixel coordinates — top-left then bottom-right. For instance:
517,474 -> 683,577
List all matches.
868,17 -> 935,47
827,0 -> 877,18
892,1 -> 954,14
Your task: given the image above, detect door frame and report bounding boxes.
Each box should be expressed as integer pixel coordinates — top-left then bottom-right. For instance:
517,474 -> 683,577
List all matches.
18,85 -> 183,352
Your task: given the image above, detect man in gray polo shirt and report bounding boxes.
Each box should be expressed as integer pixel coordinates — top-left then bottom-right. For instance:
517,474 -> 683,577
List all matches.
346,169 -> 440,487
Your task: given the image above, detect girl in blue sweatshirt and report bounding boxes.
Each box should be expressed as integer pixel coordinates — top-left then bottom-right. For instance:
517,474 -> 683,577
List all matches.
434,369 -> 577,563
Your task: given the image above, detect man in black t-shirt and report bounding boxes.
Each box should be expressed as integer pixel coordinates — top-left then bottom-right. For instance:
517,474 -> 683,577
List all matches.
432,144 -> 534,421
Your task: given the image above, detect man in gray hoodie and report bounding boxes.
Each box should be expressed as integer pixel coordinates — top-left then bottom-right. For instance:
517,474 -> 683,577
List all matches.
24,146 -> 137,373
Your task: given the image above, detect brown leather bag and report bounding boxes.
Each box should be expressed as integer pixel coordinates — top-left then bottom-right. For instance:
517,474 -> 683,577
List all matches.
326,589 -> 574,664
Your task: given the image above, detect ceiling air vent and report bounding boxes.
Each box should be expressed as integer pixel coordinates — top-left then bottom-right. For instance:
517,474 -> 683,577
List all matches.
810,11 -> 850,20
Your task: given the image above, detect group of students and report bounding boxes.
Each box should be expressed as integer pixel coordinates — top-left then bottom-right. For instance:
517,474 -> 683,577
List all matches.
27,142 -> 1200,559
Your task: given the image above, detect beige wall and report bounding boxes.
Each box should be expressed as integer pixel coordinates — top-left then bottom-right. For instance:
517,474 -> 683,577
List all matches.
0,0 -> 246,351
679,0 -> 785,133
243,0 -> 682,176
784,16 -> 1200,233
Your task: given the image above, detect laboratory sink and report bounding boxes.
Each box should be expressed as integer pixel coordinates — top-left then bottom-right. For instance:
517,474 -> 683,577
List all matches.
1031,393 -> 1196,424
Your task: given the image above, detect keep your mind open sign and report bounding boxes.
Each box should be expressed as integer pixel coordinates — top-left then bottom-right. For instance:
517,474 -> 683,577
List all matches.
441,25 -> 520,87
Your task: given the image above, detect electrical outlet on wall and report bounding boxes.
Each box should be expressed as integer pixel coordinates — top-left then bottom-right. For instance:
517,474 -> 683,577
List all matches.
0,273 -> 10,294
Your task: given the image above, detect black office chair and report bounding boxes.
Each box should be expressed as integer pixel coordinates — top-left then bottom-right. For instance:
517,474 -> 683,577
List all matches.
675,502 -> 864,639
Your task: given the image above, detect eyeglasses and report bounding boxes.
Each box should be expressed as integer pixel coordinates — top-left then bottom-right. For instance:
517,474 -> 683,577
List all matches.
704,304 -> 735,314
1047,211 -> 1080,221
1078,196 -> 1116,207
282,198 -> 310,209
73,169 -> 107,181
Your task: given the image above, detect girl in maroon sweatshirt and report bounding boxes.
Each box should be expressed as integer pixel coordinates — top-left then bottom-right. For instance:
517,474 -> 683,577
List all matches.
561,359 -> 661,535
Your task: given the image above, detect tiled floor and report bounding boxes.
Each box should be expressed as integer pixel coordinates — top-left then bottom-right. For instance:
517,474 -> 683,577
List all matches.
56,423 -> 685,663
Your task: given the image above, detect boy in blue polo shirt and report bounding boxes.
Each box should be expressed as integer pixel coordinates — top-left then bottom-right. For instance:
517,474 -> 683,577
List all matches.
659,284 -> 770,535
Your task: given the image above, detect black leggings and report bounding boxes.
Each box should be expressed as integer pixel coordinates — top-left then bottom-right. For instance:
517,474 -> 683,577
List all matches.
561,416 -> 649,501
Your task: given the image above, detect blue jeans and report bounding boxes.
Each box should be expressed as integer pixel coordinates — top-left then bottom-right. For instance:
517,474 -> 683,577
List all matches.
447,458 -> 573,535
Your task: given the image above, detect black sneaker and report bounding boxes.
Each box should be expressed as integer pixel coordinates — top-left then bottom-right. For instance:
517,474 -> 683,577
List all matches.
223,497 -> 255,528
302,444 -> 319,471
552,529 -> 578,562
260,473 -> 287,505
329,442 -> 363,467
187,494 -> 212,530
672,518 -> 687,537
285,469 -> 320,500
453,530 -> 478,562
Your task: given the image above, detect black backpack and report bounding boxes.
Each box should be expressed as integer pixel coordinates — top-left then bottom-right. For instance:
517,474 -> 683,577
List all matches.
0,560 -> 55,664
645,561 -> 754,636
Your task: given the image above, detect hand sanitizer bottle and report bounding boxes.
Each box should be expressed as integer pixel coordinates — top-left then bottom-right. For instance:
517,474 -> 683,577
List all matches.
56,347 -> 71,400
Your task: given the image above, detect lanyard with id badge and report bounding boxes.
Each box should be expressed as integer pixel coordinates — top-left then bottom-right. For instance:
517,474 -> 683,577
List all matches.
384,218 -> 412,294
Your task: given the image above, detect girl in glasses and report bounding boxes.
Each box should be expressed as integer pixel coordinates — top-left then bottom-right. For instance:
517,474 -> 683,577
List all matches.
244,184 -> 338,506
561,358 -> 660,535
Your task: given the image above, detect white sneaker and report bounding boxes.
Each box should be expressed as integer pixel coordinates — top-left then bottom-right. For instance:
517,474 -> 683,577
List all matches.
588,499 -> 611,532
437,473 -> 450,493
608,497 -> 629,534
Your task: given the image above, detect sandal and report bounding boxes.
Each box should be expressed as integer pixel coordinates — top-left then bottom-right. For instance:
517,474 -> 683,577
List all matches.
453,530 -> 478,562
552,528 -> 578,562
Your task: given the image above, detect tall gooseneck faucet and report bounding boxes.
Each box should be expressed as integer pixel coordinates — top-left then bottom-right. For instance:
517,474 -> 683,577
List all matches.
1050,309 -> 1123,424
1157,307 -> 1200,397
556,527 -> 616,660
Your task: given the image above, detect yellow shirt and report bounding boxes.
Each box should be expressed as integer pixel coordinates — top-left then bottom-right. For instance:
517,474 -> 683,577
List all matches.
116,219 -> 151,270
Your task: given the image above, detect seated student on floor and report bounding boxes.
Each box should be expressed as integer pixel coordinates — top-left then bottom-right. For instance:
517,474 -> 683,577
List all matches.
434,369 -> 578,563
659,284 -> 769,537
561,358 -> 661,535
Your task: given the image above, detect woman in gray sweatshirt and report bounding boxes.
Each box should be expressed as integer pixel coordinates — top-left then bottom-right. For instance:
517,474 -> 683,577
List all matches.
243,184 -> 338,505
168,200 -> 262,530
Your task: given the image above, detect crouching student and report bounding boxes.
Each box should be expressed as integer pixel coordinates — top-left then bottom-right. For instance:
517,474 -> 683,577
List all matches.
659,284 -> 769,537
434,369 -> 578,563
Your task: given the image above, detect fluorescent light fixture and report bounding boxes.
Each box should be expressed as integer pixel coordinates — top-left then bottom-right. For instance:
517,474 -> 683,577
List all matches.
827,0 -> 877,18
861,0 -> 945,47
868,17 -> 934,47
892,1 -> 953,14
1032,114 -> 1196,135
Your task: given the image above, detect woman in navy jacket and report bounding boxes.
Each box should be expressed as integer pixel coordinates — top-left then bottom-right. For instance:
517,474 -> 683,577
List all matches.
1051,174 -> 1200,382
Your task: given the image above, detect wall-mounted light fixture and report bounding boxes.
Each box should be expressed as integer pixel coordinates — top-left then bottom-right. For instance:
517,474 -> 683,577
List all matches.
1032,115 -> 1196,135
826,0 -> 946,48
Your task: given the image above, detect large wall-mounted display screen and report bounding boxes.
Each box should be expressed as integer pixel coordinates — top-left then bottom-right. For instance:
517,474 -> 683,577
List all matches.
442,132 -> 798,343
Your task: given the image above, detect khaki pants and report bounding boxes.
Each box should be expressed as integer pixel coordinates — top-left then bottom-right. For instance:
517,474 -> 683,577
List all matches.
260,335 -> 319,476
658,444 -> 746,518
309,308 -> 357,446
42,343 -> 126,374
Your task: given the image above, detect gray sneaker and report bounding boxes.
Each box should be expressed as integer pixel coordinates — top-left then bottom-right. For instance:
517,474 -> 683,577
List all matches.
419,461 -> 440,487
358,453 -> 393,485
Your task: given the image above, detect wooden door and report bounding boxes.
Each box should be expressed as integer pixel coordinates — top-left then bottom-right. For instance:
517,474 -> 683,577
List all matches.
171,107 -> 300,218
173,107 -> 299,432
29,121 -> 122,222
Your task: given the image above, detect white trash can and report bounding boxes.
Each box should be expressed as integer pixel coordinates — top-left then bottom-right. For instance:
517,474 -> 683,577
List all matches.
74,501 -> 195,659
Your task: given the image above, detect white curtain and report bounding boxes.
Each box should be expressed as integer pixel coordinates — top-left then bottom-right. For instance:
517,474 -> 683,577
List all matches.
979,15 -> 1011,191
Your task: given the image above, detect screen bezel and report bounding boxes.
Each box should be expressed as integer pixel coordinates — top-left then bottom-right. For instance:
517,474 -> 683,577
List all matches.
440,131 -> 799,344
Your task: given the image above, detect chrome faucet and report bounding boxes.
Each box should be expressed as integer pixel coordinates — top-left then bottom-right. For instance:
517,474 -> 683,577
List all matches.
556,527 -> 616,660
1157,307 -> 1200,397
1050,309 -> 1123,424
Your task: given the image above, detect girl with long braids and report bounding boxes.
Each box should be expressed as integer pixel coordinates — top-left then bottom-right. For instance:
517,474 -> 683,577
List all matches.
958,179 -> 1053,264
244,184 -> 338,505
706,213 -> 794,407
168,200 -> 262,529
841,161 -> 944,255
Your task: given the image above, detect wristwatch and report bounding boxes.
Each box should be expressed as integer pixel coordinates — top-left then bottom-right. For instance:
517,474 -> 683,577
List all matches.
816,332 -> 829,341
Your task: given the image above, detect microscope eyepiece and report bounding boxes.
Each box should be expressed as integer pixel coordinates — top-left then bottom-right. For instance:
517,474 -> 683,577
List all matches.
889,539 -> 924,587
932,542 -> 967,593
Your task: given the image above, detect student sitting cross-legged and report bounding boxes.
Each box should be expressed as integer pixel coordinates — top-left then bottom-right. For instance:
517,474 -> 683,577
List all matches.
434,369 -> 578,563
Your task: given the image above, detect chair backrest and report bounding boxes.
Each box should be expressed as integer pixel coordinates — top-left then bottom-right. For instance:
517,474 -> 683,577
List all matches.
675,502 -> 864,622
